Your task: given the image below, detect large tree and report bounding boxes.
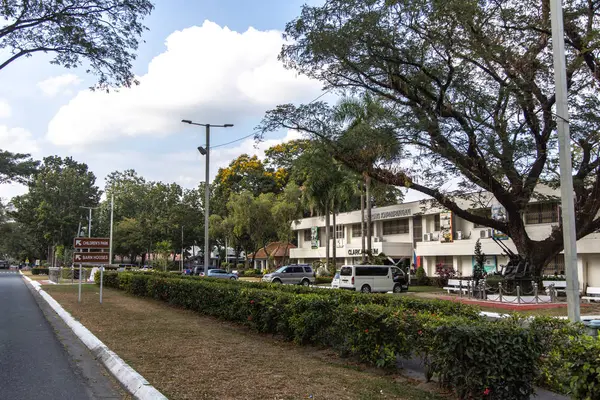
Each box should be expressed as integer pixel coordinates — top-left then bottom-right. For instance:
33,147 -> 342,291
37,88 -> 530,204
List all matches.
260,0 -> 600,276
0,150 -> 38,185
0,0 -> 154,88
11,156 -> 100,258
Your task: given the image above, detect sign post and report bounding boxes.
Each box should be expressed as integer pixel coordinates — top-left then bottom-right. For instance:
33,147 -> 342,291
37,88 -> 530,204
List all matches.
73,237 -> 111,304
78,264 -> 82,303
99,266 -> 104,304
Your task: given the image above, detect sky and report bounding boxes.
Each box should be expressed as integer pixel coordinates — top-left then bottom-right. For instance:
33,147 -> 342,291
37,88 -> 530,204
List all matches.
0,0 -> 328,200
0,0 -> 424,203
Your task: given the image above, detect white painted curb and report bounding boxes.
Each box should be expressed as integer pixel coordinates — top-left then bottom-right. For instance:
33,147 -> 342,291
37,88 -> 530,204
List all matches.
20,272 -> 167,400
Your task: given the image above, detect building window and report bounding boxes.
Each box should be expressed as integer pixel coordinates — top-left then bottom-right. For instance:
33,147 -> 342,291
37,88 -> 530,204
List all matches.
304,229 -> 311,242
335,224 -> 344,239
383,218 -> 409,235
352,222 -> 374,237
413,215 -> 422,244
434,214 -> 441,231
525,203 -> 559,225
471,208 -> 492,228
543,254 -> 565,275
435,256 -> 453,269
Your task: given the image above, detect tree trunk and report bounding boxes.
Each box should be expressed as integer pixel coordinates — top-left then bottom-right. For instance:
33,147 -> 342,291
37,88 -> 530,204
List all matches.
365,174 -> 372,256
325,201 -> 330,271
332,199 -> 337,272
361,184 -> 366,263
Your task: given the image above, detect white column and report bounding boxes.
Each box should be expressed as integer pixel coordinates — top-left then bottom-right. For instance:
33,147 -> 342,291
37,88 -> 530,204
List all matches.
577,255 -> 585,291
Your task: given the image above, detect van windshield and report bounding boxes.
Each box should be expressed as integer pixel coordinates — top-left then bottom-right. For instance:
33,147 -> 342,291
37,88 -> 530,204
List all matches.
340,266 -> 352,276
275,266 -> 287,273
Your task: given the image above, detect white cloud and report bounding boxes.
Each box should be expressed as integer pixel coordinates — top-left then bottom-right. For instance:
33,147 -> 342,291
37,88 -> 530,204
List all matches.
0,183 -> 28,202
38,74 -> 82,97
0,99 -> 11,118
0,125 -> 40,154
47,21 -> 322,148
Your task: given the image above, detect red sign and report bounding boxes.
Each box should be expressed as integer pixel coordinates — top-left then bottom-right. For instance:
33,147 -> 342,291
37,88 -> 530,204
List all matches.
74,238 -> 110,249
73,252 -> 110,264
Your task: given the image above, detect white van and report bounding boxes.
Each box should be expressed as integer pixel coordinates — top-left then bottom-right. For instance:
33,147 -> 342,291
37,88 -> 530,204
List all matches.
338,265 -> 409,293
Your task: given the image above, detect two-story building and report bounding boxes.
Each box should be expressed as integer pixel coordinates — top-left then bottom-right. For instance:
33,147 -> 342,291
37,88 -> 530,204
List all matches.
289,192 -> 600,289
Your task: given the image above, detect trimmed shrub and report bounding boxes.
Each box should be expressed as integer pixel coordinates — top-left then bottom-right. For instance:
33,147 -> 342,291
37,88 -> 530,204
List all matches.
415,266 -> 428,285
31,268 -> 49,275
98,271 -> 562,399
315,276 -> 333,285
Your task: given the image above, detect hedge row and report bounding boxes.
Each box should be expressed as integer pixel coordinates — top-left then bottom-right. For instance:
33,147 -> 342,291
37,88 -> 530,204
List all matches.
31,268 -> 49,275
127,271 -> 481,318
100,272 -> 552,399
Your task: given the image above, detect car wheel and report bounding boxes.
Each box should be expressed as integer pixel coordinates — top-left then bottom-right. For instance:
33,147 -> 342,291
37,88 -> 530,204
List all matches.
361,284 -> 371,293
230,276 -> 236,280
301,279 -> 310,287
273,279 -> 282,284
393,284 -> 403,293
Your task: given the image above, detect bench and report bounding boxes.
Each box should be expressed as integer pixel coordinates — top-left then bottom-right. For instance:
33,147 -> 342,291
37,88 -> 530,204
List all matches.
582,287 -> 600,302
443,279 -> 471,294
542,280 -> 567,294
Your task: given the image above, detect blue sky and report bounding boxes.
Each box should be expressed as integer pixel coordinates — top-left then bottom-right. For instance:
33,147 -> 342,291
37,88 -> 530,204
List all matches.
0,0 -> 327,200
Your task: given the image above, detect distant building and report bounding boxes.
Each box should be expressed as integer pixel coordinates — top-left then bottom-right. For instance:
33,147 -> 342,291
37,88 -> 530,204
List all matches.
249,242 -> 296,271
290,188 -> 600,289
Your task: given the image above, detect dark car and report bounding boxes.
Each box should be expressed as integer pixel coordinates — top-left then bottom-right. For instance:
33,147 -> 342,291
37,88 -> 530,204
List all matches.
391,267 -> 409,292
0,260 -> 9,269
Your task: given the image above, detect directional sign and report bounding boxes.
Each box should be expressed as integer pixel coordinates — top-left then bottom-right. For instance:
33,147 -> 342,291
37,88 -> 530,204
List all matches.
73,252 -> 110,264
74,237 -> 110,249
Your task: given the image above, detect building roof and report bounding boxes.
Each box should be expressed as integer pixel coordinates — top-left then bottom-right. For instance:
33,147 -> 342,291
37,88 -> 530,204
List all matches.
250,242 -> 296,259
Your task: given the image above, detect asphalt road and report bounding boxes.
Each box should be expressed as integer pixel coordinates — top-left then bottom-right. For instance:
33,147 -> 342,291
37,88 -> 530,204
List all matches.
0,270 -> 122,400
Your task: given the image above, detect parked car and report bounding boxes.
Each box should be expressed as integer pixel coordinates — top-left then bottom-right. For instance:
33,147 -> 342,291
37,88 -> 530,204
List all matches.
192,266 -> 205,275
0,260 -> 9,269
206,269 -> 238,280
261,264 -> 315,286
331,271 -> 341,289
338,265 -> 409,293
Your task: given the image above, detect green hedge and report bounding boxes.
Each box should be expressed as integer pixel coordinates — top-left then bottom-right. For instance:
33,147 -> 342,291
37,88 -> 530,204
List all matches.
31,268 -> 49,275
98,272 -> 561,399
125,271 -> 480,317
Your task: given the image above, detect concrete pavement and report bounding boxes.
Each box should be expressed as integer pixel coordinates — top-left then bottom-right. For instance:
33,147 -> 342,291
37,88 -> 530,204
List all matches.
0,271 -> 123,400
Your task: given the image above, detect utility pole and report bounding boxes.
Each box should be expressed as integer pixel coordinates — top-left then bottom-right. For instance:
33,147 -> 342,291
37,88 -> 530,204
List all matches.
109,194 -> 114,265
80,206 -> 99,238
180,225 -> 184,272
550,0 -> 580,322
181,120 -> 233,275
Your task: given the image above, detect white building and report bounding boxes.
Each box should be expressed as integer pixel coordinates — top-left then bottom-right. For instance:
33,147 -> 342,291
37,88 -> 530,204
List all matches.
289,194 -> 600,289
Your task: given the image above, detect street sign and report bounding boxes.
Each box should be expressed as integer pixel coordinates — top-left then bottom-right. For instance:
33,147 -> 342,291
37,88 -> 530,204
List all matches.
73,252 -> 110,264
74,237 -> 110,249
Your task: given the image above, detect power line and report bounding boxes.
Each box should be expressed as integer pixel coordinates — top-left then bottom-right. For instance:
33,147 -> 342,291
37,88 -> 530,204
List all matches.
206,132 -> 256,149
309,89 -> 331,104
204,90 -> 330,150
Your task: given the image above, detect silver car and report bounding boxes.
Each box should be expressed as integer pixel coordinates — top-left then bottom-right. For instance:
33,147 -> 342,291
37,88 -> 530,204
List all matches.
262,265 -> 315,286
206,269 -> 238,280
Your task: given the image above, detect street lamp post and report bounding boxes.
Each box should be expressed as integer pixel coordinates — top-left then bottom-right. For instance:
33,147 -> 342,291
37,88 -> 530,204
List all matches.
182,120 -> 234,276
550,0 -> 580,322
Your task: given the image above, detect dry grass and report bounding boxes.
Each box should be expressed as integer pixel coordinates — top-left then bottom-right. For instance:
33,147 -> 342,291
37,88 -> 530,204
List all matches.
45,285 -> 445,400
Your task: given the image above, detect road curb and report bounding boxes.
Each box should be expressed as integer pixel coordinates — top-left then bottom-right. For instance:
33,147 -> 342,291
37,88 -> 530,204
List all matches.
20,272 -> 168,400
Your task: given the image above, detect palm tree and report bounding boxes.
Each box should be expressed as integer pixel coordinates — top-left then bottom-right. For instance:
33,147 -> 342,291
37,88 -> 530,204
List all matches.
334,93 -> 401,258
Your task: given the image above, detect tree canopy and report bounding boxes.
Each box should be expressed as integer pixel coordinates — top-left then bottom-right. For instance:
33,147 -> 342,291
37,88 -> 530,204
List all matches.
11,156 -> 100,252
0,0 -> 154,88
0,150 -> 38,185
260,0 -> 600,275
